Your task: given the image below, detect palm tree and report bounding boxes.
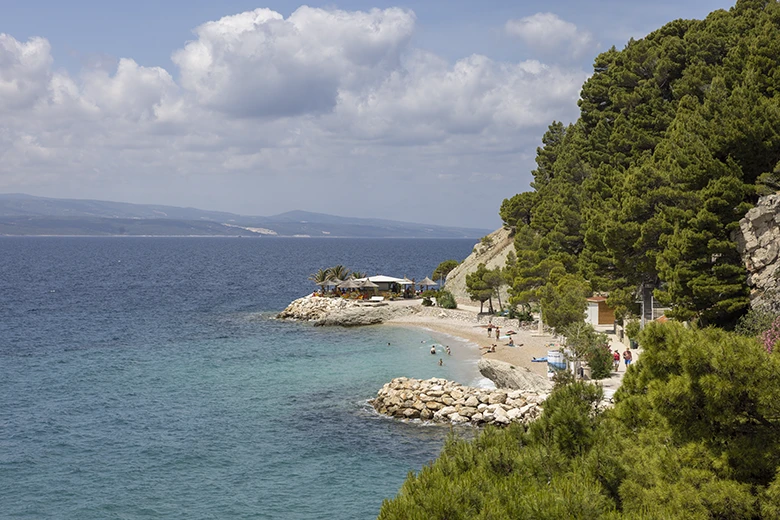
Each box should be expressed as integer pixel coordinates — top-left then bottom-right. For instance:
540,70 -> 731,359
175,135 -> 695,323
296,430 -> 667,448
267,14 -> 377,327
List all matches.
328,265 -> 350,281
350,271 -> 366,279
309,268 -> 332,284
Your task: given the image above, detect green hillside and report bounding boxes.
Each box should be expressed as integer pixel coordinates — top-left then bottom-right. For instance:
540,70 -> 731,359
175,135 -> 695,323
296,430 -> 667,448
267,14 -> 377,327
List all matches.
500,0 -> 780,328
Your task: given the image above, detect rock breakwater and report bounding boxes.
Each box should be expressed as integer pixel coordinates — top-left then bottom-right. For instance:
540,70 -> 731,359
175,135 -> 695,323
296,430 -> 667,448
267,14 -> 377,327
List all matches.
370,377 -> 545,426
277,295 -> 419,326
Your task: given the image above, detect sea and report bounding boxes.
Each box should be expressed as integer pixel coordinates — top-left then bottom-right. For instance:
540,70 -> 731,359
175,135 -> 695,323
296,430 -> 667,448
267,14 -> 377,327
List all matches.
0,236 -> 482,519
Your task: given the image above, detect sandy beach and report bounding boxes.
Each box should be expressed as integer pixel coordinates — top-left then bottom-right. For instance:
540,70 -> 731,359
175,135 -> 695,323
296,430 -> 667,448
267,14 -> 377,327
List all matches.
383,299 -> 640,399
384,300 -> 558,377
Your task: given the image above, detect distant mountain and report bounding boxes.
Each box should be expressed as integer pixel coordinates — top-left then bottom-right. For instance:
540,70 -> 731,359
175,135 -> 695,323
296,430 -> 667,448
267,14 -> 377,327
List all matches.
0,194 -> 491,238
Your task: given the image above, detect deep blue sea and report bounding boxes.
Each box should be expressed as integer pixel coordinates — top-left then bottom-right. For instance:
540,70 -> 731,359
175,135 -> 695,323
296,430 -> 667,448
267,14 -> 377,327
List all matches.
0,237 -> 480,519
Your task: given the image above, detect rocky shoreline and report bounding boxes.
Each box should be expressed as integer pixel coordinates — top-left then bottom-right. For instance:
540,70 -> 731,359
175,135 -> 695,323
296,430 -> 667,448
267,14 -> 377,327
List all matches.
276,295 -> 420,326
370,377 -> 545,426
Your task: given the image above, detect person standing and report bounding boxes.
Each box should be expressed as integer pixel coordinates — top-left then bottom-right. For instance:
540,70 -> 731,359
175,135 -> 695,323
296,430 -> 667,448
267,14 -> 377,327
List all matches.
623,348 -> 633,368
495,326 -> 500,339
487,323 -> 493,337
613,350 -> 620,371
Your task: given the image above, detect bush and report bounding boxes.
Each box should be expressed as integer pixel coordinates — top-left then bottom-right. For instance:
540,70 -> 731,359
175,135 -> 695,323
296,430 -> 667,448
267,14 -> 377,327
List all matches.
588,342 -> 614,379
561,322 -> 612,380
624,319 -> 640,340
437,290 -> 457,309
421,297 -> 433,307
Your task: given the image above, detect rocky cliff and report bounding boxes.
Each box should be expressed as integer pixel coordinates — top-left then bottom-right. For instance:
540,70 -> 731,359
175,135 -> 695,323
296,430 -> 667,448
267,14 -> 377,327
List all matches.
444,227 -> 514,305
735,193 -> 780,312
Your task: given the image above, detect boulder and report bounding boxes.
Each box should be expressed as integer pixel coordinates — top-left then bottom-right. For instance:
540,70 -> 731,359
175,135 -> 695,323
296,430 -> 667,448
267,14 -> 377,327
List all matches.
488,391 -> 507,405
478,358 -> 553,393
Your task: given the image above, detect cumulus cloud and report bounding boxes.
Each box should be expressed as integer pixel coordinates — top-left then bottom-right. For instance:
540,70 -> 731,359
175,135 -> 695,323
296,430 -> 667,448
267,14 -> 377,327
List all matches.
330,51 -> 584,143
506,13 -> 595,60
172,6 -> 415,117
0,7 -> 590,227
0,34 -> 53,111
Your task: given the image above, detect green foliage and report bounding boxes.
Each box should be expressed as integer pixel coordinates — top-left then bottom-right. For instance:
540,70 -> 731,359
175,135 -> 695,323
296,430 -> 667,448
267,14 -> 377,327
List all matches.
539,274 -> 590,332
421,297 -> 433,307
499,191 -> 536,233
328,264 -> 350,281
466,263 -> 495,313
624,320 -> 640,340
501,0 -> 780,327
437,290 -> 458,309
432,259 -> 459,282
380,321 -> 780,518
561,322 -> 613,379
735,306 -> 779,337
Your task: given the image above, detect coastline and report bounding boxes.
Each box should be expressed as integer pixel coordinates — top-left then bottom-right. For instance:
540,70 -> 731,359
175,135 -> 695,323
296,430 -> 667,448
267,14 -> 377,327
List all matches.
276,296 -> 640,398
382,300 -> 639,400
383,302 -> 555,379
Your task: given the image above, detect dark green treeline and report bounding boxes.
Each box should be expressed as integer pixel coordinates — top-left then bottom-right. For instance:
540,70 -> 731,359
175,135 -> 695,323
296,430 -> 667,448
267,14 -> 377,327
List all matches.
378,322 -> 780,518
501,0 -> 780,328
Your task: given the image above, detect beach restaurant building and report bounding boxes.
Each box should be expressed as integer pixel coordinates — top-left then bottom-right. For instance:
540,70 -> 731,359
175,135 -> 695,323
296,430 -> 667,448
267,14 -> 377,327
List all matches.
354,275 -> 408,292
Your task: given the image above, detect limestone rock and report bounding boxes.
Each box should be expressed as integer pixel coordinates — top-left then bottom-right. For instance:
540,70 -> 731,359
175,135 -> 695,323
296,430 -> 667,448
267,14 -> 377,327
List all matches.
371,376 -> 547,427
478,358 -> 553,394
276,295 -> 421,326
735,193 -> 780,312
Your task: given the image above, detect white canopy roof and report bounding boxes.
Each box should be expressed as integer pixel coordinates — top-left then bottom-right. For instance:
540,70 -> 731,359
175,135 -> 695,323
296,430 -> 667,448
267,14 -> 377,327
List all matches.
359,275 -> 406,284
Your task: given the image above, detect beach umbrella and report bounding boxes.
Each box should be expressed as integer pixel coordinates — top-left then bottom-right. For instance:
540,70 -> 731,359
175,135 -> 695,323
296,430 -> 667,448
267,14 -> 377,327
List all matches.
337,279 -> 361,289
399,277 -> 415,285
360,279 -> 379,288
419,277 -> 438,289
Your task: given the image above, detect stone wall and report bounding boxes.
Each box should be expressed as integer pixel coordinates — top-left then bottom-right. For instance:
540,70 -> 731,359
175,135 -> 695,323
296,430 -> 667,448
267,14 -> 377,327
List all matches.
735,193 -> 780,312
370,377 -> 545,426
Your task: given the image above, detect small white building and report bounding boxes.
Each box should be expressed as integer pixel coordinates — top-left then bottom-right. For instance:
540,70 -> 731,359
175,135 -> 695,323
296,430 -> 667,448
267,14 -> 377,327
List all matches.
585,296 -> 615,326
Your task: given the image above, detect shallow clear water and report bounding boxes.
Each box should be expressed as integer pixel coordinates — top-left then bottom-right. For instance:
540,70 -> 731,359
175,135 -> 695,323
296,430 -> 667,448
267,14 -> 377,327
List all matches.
0,237 -> 478,519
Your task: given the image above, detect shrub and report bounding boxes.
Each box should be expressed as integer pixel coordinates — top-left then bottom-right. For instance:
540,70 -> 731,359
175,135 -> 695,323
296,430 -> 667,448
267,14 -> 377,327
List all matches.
437,290 -> 457,309
421,297 -> 433,307
624,320 -> 640,340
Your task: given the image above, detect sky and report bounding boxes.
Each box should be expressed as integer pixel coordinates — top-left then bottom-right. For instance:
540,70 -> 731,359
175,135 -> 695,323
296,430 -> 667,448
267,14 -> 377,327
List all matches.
0,0 -> 736,228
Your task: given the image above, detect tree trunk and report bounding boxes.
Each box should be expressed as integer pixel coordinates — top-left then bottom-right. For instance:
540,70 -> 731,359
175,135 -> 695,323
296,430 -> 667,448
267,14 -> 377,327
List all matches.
496,288 -> 503,311
479,300 -> 484,313
488,297 -> 494,314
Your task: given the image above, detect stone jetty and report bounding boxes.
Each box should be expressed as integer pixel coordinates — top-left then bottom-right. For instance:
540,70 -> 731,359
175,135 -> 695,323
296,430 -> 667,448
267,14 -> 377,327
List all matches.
370,377 -> 545,426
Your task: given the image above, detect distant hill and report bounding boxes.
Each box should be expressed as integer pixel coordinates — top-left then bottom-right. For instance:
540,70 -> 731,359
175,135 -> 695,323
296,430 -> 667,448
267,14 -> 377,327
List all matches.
0,194 -> 490,238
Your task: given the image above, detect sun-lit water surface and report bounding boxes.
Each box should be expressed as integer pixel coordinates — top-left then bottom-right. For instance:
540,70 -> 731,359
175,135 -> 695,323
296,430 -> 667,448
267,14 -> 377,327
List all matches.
0,237 -> 479,519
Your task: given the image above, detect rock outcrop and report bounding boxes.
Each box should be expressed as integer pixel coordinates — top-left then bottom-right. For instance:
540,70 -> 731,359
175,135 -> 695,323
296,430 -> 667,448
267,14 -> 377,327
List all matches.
477,358 -> 553,394
735,193 -> 780,312
371,377 -> 545,426
276,295 -> 420,326
443,227 -> 514,306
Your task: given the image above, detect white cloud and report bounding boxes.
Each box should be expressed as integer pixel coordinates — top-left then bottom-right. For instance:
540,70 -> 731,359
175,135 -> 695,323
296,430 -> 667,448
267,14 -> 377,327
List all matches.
506,13 -> 595,60
329,51 -> 584,144
172,6 -> 416,118
0,34 -> 53,111
0,7 -> 590,227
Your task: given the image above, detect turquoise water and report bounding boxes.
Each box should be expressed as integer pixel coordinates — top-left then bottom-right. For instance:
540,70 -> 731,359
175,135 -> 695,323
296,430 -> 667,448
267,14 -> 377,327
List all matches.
0,237 -> 479,519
